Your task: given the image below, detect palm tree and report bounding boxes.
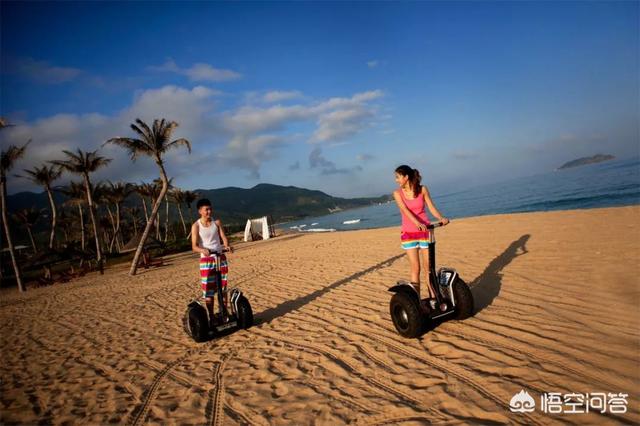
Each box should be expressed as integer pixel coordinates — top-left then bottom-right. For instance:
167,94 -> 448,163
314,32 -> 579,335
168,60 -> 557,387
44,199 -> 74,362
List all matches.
170,188 -> 188,236
13,208 -> 42,253
123,206 -> 143,236
153,177 -> 173,242
183,190 -> 199,224
106,118 -> 191,275
1,139 -> 29,292
19,164 -> 62,249
59,181 -> 87,250
105,181 -> 134,253
51,149 -> 111,273
135,183 -> 152,223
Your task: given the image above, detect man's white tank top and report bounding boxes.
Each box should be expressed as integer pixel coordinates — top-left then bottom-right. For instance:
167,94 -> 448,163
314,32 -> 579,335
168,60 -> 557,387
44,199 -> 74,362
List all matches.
196,219 -> 222,256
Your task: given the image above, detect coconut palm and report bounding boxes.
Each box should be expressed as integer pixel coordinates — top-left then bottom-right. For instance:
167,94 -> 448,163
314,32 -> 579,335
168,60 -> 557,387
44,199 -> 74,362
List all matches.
59,181 -> 87,250
106,118 -> 191,275
1,139 -> 29,292
153,177 -> 174,242
183,190 -> 199,224
123,206 -> 143,236
135,183 -> 153,223
105,181 -> 134,253
170,188 -> 188,236
13,208 -> 42,253
19,164 -> 62,249
51,149 -> 111,273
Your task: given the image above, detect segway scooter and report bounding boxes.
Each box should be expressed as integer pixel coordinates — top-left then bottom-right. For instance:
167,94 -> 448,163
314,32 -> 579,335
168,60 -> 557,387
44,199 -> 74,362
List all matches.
388,221 -> 474,338
183,249 -> 253,342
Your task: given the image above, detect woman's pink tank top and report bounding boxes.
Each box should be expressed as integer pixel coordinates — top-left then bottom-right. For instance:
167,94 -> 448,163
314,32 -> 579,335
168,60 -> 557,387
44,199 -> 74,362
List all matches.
398,187 -> 429,233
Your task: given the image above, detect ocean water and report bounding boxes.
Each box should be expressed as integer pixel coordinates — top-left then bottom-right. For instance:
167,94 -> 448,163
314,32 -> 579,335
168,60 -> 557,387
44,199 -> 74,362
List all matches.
282,156 -> 640,232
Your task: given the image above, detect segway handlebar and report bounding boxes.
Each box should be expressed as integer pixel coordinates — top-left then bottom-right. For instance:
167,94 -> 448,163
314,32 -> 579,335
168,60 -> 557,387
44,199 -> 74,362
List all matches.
426,221 -> 448,230
207,247 -> 233,256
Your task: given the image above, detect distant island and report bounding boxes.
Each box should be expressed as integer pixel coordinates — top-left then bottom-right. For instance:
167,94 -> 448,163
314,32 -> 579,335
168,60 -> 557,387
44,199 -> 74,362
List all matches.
557,154 -> 615,170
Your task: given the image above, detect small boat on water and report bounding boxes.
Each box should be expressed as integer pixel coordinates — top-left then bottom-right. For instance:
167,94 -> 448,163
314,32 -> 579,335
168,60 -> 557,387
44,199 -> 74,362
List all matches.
343,219 -> 361,225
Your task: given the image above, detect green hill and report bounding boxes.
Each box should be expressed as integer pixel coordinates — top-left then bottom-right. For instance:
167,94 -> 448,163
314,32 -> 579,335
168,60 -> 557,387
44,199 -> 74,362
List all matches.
7,183 -> 391,231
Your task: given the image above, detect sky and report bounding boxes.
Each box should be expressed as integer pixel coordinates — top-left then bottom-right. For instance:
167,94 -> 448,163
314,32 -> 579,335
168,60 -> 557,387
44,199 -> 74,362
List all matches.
1,1 -> 638,197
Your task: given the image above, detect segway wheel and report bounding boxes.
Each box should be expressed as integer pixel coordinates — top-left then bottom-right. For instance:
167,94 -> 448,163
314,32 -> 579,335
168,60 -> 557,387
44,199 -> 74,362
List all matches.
389,292 -> 423,338
237,295 -> 253,329
184,302 -> 210,342
452,277 -> 474,320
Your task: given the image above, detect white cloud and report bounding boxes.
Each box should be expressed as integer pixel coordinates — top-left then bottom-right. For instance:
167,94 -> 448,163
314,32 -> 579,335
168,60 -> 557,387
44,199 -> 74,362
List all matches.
5,57 -> 83,84
313,107 -> 373,143
3,86 -> 385,191
263,90 -> 303,103
150,59 -> 241,82
367,60 -> 379,68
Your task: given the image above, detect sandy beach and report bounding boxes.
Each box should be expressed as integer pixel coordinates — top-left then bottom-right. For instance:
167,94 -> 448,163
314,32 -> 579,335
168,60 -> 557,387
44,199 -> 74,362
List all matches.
1,205 -> 638,425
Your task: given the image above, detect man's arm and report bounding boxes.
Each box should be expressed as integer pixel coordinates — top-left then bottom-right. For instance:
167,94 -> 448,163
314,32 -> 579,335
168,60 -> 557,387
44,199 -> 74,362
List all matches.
215,219 -> 230,249
191,222 -> 209,255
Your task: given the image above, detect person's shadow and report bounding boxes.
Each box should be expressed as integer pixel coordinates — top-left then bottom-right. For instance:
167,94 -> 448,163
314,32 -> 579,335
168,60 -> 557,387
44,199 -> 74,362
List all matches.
470,234 -> 530,315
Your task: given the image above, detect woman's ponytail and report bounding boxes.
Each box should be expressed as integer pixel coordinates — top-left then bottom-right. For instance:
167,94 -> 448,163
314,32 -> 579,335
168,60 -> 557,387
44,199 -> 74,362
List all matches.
412,168 -> 422,197
395,165 -> 422,197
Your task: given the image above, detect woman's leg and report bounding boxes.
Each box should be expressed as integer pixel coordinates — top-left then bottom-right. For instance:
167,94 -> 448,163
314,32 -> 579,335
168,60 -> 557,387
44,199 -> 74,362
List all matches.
422,248 -> 446,310
421,248 -> 436,298
406,248 -> 421,296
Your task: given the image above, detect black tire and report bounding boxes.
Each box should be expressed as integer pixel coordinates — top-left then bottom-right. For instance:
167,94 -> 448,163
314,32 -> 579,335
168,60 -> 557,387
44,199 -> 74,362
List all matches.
184,303 -> 209,342
237,296 -> 253,329
452,277 -> 474,320
389,292 -> 423,338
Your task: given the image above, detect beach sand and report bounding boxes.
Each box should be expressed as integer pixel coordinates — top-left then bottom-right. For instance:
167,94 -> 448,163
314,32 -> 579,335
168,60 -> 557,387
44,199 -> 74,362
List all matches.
1,206 -> 638,425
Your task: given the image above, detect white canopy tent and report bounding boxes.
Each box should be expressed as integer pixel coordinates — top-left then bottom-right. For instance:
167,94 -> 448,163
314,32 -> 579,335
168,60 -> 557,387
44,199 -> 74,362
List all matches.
243,216 -> 275,242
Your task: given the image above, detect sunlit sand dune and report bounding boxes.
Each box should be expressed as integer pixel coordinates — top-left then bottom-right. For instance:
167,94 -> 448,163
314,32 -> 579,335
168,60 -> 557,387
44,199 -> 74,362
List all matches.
1,206 -> 638,425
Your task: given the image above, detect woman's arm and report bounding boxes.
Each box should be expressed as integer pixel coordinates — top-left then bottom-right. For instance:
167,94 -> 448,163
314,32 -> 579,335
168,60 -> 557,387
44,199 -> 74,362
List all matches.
215,219 -> 230,249
422,186 -> 449,224
393,190 -> 427,231
191,222 -> 209,255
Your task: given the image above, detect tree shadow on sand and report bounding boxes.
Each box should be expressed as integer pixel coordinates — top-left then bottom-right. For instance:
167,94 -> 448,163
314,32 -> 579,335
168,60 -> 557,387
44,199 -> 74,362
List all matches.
255,253 -> 405,325
469,234 -> 530,315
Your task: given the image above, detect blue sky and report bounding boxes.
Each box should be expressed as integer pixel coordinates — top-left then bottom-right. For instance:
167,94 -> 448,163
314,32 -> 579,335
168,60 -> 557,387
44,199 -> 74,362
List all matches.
2,1 -> 638,197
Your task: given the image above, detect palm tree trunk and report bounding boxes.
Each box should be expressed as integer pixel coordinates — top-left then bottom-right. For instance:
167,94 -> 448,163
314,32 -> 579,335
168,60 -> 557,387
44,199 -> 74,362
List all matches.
116,203 -> 123,252
129,163 -> 168,276
107,205 -> 118,253
83,174 -> 103,274
140,195 -> 149,222
78,203 -> 85,250
176,202 -> 187,236
45,186 -> 57,249
155,198 -> 161,240
164,195 -> 169,242
26,226 -> 37,253
132,211 -> 138,236
1,174 -> 25,292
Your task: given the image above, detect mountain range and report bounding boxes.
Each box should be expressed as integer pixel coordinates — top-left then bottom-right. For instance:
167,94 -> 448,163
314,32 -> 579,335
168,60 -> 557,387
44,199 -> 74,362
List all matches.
6,183 -> 391,230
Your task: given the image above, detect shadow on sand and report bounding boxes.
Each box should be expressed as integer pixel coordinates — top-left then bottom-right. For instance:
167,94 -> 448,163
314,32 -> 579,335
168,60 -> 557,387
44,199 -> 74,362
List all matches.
419,234 -> 530,337
470,233 -> 530,315
255,253 -> 405,325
